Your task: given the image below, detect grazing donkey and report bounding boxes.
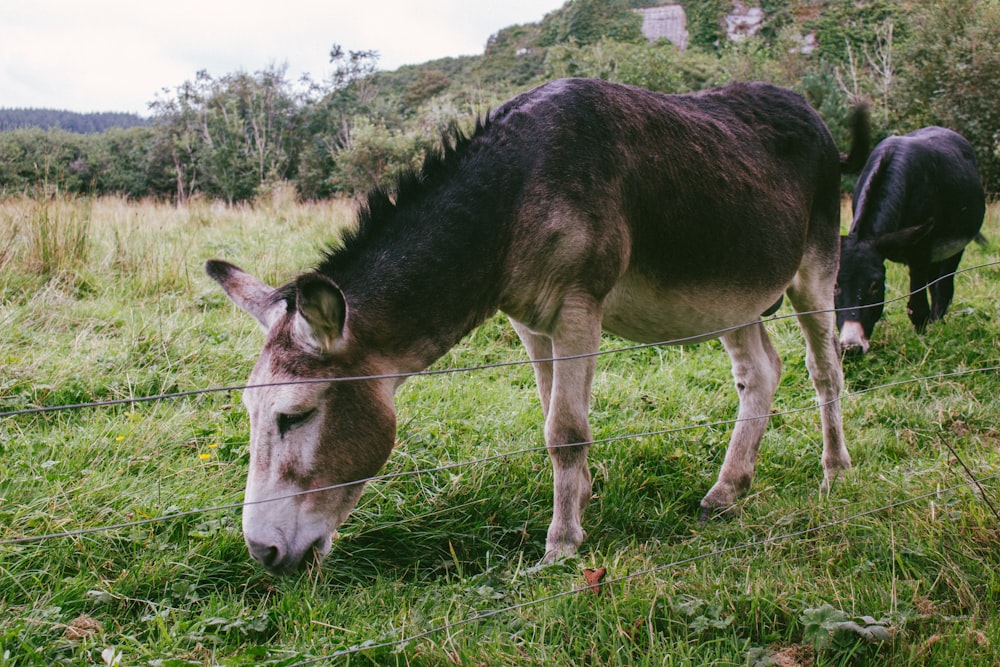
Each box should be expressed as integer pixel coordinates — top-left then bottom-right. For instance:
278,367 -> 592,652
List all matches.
837,127 -> 987,354
207,78 -> 864,575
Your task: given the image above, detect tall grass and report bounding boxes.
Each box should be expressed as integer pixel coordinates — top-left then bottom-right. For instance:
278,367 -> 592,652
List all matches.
0,196 -> 997,665
0,198 -> 92,282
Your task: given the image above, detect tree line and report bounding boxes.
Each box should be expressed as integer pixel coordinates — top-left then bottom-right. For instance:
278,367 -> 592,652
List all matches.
0,109 -> 149,133
1,0 -> 998,202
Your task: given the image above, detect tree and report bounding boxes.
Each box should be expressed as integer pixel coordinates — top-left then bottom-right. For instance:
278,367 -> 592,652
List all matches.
0,128 -> 92,196
149,78 -> 209,202
149,65 -> 305,203
895,0 -> 1000,193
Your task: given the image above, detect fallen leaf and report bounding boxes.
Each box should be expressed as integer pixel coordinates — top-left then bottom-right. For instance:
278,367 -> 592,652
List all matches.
583,567 -> 606,595
64,614 -> 101,641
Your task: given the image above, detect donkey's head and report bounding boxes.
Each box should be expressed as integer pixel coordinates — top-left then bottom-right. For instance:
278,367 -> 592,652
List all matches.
206,260 -> 398,575
835,235 -> 886,355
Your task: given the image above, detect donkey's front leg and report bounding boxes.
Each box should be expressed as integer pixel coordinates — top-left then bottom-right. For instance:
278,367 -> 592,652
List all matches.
928,252 -> 964,323
511,319 -> 554,419
539,300 -> 602,561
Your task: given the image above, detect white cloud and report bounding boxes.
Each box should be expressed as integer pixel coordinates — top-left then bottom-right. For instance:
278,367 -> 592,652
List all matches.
0,0 -> 565,113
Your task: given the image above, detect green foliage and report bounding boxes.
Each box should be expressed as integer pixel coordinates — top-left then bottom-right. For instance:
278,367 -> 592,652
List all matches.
538,0 -> 645,47
544,38 -> 718,92
678,0 -> 730,50
403,69 -> 451,108
327,118 -> 433,194
802,0 -> 901,64
800,604 -> 891,653
0,128 -> 92,196
894,0 -> 1000,193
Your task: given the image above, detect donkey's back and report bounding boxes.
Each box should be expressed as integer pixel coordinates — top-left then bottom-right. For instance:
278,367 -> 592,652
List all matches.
495,79 -> 843,343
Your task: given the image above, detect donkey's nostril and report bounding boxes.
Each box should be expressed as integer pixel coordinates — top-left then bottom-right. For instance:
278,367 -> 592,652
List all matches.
247,540 -> 282,568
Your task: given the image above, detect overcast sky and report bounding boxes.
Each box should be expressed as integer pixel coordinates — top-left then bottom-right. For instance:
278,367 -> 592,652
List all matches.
1,0 -> 567,115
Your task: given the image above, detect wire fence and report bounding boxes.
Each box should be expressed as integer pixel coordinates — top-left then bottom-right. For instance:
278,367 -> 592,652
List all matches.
2,363 -> 997,548
1,259 -> 998,661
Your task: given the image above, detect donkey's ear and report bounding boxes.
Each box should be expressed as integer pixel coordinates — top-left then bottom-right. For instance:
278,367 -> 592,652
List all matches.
874,221 -> 935,263
205,260 -> 284,331
292,273 -> 348,355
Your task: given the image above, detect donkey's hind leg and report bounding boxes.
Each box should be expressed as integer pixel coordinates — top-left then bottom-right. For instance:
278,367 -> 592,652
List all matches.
701,321 -> 782,518
787,266 -> 851,491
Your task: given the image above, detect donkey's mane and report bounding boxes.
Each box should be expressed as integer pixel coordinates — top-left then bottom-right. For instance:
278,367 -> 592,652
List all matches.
316,116 -> 490,275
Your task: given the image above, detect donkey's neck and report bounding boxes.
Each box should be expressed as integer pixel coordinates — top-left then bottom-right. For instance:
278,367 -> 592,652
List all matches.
322,187 -> 512,373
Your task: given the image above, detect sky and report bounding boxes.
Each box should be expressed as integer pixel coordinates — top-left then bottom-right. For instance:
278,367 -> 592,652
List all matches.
1,0 -> 567,115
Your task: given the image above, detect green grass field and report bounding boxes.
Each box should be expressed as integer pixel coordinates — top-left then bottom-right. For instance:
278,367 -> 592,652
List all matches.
1,195 -> 998,666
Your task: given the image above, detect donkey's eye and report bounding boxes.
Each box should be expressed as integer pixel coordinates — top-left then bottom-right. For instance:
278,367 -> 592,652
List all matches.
277,409 -> 316,438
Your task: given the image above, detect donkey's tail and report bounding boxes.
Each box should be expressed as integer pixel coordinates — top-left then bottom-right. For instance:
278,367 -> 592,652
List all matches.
840,101 -> 872,174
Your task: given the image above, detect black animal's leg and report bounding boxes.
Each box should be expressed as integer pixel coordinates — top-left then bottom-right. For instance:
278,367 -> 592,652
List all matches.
906,264 -> 932,332
533,295 -> 602,561
787,270 -> 851,492
929,251 -> 964,323
702,322 -> 781,518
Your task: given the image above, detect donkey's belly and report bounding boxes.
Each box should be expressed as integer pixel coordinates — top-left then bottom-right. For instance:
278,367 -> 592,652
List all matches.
601,272 -> 783,345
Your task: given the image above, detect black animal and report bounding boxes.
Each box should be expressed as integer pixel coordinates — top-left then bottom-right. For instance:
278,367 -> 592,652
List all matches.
836,126 -> 986,354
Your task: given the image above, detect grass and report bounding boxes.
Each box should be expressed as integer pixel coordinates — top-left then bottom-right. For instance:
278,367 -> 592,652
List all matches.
0,195 -> 998,666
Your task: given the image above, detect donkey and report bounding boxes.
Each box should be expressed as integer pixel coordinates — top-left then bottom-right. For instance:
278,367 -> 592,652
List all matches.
207,78 -> 864,575
836,126 -> 987,354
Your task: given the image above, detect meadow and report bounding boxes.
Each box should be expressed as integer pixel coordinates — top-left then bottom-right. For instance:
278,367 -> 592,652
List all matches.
1,194 -> 998,666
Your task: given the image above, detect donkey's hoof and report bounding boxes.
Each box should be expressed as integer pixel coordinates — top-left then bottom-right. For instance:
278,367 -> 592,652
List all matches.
698,502 -> 739,523
543,527 -> 585,563
699,476 -> 750,519
820,454 -> 852,496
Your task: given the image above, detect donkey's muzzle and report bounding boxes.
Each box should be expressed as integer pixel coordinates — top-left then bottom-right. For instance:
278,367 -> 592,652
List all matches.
247,534 -> 330,575
838,320 -> 870,356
